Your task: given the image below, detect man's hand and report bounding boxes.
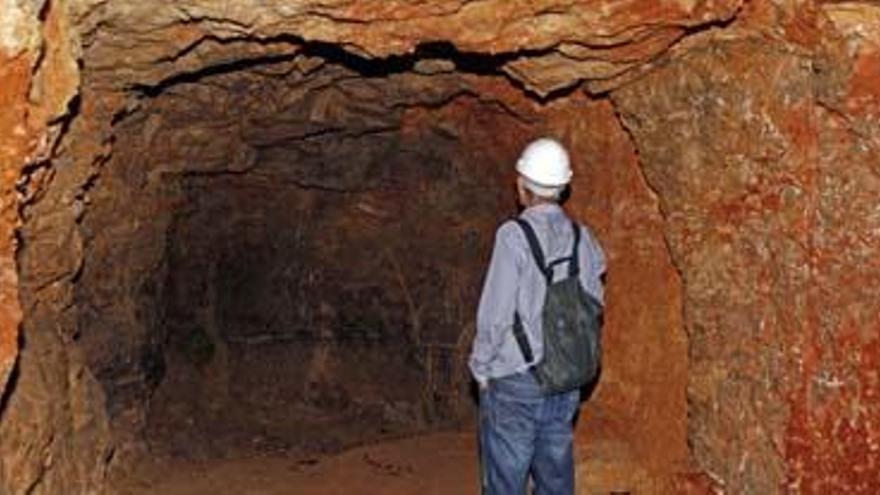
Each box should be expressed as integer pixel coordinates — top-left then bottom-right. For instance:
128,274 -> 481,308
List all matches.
477,376 -> 490,391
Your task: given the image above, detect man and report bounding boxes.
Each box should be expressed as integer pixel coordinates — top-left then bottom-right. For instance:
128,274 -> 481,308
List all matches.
469,137 -> 606,494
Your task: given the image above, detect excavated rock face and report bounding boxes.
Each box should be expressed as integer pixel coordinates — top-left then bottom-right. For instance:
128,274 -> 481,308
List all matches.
2,1 -> 880,494
613,5 -> 880,490
0,0 -> 79,407
615,35 -> 816,492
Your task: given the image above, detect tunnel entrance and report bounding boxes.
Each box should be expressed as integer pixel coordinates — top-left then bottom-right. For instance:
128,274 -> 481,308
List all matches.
13,40 -> 686,493
74,52 -> 534,459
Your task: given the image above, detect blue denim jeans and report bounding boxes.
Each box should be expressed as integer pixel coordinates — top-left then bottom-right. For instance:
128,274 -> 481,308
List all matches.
479,371 -> 580,495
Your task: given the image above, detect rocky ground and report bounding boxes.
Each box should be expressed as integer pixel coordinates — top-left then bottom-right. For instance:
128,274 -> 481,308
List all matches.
113,432 -> 478,495
112,430 -> 665,495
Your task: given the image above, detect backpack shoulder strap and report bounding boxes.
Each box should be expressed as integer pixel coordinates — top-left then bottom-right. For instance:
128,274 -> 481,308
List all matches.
513,218 -> 551,283
543,220 -> 582,279
569,221 -> 581,278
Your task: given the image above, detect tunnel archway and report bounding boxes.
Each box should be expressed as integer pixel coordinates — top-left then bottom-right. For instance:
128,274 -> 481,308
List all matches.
79,54 -> 533,457
8,38 -> 687,492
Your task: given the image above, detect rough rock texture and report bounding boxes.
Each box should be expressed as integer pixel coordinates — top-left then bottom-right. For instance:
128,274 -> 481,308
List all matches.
613,4 -> 880,491
538,95 -> 689,493
0,45 -> 28,409
785,5 -> 880,491
3,1 -> 880,494
74,0 -> 743,95
0,1 -> 101,493
0,0 -> 42,408
615,35 -> 814,492
0,0 -> 79,412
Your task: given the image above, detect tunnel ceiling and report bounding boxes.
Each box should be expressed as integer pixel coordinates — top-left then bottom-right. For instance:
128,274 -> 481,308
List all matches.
116,54 -> 536,190
75,0 -> 742,96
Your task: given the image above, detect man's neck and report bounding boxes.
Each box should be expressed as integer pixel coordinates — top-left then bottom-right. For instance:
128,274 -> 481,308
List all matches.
521,200 -> 560,214
527,198 -> 557,208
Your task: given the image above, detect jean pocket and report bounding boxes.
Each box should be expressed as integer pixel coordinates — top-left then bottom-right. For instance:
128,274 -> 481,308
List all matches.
549,390 -> 580,423
493,394 -> 537,435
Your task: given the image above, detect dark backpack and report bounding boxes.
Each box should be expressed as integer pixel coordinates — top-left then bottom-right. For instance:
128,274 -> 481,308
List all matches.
512,218 -> 603,394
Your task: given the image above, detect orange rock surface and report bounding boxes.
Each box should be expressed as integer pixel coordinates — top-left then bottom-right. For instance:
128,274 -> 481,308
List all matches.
0,52 -> 29,402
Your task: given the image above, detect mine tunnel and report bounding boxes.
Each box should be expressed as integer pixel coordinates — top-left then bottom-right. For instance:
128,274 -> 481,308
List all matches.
79,45 -> 531,455
3,1 -> 880,494
20,42 -> 688,492
9,30 -> 689,495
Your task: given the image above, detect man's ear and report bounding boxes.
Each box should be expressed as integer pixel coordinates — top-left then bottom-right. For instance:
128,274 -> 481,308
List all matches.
515,176 -> 527,204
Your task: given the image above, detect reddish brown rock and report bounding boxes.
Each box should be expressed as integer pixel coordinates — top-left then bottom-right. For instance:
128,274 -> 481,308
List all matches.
0,2 -> 94,492
0,52 -> 29,403
0,9 -> 38,486
539,96 -> 688,491
0,0 -> 79,403
0,0 -> 42,406
76,0 -> 743,95
780,5 -> 880,492
613,6 -> 880,490
613,33 -> 818,492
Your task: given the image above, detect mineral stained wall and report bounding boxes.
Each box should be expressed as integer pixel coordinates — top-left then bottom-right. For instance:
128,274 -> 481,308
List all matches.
613,3 -> 880,491
0,0 -> 79,402
2,0 -> 880,494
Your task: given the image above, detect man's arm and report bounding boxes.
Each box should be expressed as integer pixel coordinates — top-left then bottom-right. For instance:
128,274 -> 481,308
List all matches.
469,222 -> 521,388
580,225 -> 607,304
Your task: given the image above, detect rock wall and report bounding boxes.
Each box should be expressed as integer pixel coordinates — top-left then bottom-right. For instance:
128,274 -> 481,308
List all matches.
549,96 -> 689,491
0,1 -> 105,493
0,19 -> 30,409
0,0 -> 48,407
786,6 -> 880,491
612,4 -> 880,491
615,35 -> 814,492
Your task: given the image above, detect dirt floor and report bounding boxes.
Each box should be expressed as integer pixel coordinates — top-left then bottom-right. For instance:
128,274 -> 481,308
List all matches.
113,432 -> 479,495
113,429 -> 658,494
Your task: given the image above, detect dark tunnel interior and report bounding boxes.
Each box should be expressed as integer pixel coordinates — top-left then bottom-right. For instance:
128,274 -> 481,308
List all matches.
59,52 -> 549,459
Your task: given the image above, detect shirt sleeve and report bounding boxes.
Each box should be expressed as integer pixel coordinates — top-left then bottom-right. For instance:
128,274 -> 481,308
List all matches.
580,225 -> 607,305
469,222 -> 521,385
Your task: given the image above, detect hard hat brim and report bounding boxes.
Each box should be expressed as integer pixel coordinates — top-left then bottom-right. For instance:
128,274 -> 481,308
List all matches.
516,162 -> 572,186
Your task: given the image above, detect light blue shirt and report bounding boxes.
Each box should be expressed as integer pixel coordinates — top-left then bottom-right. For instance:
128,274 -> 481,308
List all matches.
468,203 -> 606,386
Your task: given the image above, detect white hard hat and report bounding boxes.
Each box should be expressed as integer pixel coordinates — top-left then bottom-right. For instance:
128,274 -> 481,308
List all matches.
515,138 -> 572,187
